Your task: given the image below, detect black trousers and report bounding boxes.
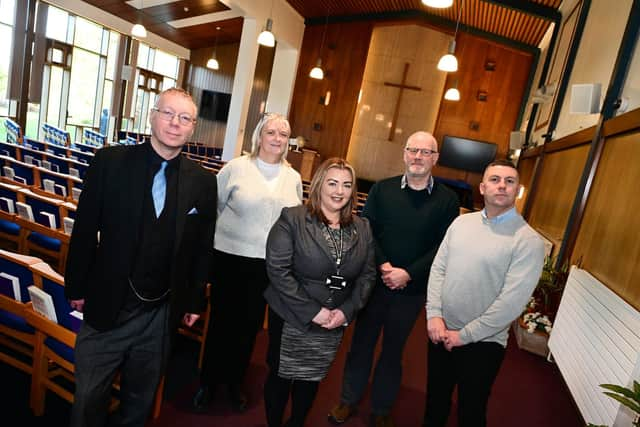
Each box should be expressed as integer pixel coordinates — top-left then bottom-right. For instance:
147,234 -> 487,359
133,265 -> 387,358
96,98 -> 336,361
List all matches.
340,285 -> 425,415
71,302 -> 170,427
264,308 -> 319,427
200,249 -> 268,386
423,340 -> 506,427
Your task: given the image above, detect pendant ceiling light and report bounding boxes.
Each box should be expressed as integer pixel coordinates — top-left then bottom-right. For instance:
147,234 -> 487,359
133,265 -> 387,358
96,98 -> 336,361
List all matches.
309,9 -> 329,80
257,0 -> 276,47
444,79 -> 460,101
422,0 -> 454,7
437,0 -> 464,72
131,0 -> 147,38
207,27 -> 221,70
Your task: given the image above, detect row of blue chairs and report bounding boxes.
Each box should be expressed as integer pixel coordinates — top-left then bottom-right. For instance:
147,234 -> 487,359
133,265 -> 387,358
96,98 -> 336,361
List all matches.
0,182 -> 75,272
0,247 -> 210,420
0,249 -> 161,418
1,140 -> 91,181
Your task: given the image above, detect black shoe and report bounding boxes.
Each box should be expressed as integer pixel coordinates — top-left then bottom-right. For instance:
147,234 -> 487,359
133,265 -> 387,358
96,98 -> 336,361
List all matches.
191,385 -> 212,413
227,383 -> 248,413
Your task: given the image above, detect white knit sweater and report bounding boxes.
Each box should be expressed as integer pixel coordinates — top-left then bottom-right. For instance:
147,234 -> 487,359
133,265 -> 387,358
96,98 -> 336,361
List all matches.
214,155 -> 303,259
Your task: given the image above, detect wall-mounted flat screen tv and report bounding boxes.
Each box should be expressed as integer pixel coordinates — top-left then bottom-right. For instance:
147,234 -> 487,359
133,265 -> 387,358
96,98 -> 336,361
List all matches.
438,135 -> 498,173
199,90 -> 231,122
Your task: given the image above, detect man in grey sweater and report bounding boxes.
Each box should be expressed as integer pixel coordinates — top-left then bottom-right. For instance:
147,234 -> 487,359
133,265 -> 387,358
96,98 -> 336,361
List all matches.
424,159 -> 545,427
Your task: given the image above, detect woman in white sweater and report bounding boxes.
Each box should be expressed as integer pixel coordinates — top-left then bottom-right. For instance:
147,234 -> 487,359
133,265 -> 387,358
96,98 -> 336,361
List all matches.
192,113 -> 303,413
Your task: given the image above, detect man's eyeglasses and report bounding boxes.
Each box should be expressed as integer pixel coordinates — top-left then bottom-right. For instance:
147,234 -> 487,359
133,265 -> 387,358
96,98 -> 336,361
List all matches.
152,108 -> 195,126
405,147 -> 438,156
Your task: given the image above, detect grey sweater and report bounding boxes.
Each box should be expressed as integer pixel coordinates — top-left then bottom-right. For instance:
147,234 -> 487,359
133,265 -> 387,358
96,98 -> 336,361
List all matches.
427,208 -> 545,347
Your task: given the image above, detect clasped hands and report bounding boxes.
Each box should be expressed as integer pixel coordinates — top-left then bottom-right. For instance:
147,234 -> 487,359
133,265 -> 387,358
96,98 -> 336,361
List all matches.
312,307 -> 346,329
380,262 -> 410,290
427,317 -> 463,351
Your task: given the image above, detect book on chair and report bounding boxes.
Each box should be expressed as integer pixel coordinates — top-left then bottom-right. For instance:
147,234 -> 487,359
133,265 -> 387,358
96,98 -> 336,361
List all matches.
43,178 -> 56,194
2,166 -> 15,180
72,187 -> 82,201
0,197 -> 15,214
27,285 -> 57,323
63,217 -> 74,235
15,202 -> 34,221
39,211 -> 57,229
0,272 -> 21,302
23,154 -> 34,165
69,167 -> 80,179
54,184 -> 67,198
42,160 -> 52,171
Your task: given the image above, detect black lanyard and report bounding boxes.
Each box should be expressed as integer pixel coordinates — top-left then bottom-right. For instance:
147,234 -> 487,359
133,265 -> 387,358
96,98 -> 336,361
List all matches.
325,224 -> 344,274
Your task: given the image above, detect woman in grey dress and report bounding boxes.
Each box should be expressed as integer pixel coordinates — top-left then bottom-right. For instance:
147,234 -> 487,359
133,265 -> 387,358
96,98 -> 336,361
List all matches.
263,158 -> 376,427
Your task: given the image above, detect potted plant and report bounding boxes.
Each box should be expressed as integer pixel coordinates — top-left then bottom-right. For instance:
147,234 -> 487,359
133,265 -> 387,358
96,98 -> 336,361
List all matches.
586,380 -> 640,427
512,255 -> 568,357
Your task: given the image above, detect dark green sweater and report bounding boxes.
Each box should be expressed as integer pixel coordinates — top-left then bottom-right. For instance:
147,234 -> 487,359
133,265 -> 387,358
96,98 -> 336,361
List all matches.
363,175 -> 459,295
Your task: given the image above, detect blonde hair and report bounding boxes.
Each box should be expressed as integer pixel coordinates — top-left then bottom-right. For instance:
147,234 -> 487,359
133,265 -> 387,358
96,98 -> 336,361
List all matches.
306,158 -> 358,227
249,113 -> 291,162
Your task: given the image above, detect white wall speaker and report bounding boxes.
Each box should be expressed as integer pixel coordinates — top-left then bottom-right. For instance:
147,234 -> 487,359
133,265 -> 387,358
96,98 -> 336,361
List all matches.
510,131 -> 525,150
570,83 -> 601,114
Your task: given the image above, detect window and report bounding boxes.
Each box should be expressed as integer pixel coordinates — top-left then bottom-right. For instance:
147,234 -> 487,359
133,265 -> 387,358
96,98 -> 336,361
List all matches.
0,0 -> 16,127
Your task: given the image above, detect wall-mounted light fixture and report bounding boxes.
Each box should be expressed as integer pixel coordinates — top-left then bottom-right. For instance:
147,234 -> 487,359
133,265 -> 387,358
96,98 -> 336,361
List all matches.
309,10 -> 329,80
257,0 -> 276,47
437,0 -> 464,72
131,0 -> 147,38
206,27 -> 221,70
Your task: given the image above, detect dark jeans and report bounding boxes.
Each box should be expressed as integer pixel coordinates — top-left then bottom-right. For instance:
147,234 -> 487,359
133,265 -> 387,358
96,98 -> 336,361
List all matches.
200,250 -> 268,386
264,308 -> 319,427
423,340 -> 506,427
71,302 -> 170,427
340,285 -> 425,415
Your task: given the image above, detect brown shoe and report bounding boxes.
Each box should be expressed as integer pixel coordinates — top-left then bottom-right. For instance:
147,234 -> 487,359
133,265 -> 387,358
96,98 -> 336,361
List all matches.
370,414 -> 395,427
328,402 -> 356,424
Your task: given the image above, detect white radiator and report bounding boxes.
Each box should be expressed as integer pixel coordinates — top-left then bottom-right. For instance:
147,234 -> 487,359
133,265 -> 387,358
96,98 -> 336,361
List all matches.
548,266 -> 640,426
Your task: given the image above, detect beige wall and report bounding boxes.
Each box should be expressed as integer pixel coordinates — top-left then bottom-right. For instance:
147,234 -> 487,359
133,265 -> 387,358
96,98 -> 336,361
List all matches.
346,24 -> 449,181
529,0 -> 634,144
553,0 -> 633,139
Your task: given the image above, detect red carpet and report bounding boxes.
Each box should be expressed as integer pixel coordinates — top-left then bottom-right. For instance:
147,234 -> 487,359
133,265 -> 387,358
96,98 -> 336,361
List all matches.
149,309 -> 584,427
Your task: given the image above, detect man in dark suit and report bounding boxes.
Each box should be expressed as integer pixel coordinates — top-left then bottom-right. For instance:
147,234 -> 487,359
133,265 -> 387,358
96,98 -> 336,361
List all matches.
65,87 -> 217,427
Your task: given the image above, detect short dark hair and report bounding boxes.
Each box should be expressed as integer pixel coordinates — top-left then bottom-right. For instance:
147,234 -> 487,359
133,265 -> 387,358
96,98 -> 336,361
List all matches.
306,158 -> 358,227
483,159 -> 519,180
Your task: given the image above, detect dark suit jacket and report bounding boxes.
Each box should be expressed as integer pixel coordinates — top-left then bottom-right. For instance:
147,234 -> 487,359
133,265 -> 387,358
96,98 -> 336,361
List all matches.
264,205 -> 376,332
64,144 -> 217,331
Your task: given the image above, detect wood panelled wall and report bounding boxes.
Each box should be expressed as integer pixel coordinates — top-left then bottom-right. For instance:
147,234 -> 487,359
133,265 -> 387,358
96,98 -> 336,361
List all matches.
515,154 -> 538,214
186,43 -> 239,147
527,143 -> 589,248
519,108 -> 640,311
433,32 -> 534,207
572,118 -> 640,309
288,21 -> 373,160
241,44 -> 276,153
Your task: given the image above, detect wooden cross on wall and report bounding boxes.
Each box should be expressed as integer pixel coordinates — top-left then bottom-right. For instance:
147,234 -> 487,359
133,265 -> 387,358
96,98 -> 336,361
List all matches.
384,62 -> 422,141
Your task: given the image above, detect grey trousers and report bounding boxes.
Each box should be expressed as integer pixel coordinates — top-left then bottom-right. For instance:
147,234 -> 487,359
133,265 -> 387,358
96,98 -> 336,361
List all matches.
70,302 -> 170,427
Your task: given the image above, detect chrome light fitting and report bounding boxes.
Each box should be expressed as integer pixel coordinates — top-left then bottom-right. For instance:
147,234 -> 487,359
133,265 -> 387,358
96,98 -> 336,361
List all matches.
207,27 -> 221,70
309,10 -> 329,80
258,0 -> 276,47
437,0 -> 464,72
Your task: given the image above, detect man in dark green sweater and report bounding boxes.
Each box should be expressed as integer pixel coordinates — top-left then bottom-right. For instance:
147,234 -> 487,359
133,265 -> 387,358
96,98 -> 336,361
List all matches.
329,131 -> 459,427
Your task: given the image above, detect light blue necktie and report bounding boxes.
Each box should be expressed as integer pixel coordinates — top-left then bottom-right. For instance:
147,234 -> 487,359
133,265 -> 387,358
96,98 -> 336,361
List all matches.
152,161 -> 168,218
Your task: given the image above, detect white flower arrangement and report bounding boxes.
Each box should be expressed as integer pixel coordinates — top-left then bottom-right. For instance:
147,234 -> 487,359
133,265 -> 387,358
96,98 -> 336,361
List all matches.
522,311 -> 553,334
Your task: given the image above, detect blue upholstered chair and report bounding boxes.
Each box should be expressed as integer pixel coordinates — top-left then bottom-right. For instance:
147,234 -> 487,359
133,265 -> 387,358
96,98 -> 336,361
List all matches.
25,262 -> 164,418
0,249 -> 44,375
